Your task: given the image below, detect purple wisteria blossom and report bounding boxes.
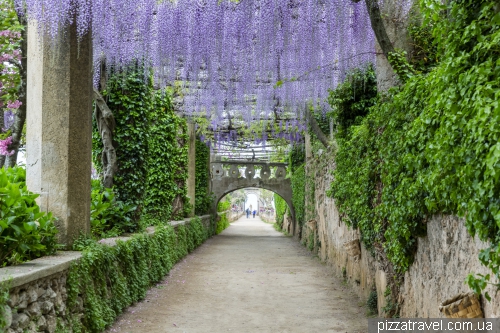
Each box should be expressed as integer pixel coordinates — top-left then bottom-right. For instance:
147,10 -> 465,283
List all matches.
15,0 -> 412,146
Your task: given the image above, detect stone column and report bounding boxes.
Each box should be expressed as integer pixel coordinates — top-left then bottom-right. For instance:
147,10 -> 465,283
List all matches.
186,122 -> 196,217
26,22 -> 93,247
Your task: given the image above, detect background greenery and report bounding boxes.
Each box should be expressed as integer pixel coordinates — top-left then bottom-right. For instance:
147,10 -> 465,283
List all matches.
93,70 -> 189,232
325,0 -> 500,298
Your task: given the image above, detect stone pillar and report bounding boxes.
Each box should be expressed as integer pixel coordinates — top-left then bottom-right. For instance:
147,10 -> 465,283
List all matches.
186,122 -> 196,217
26,22 -> 93,247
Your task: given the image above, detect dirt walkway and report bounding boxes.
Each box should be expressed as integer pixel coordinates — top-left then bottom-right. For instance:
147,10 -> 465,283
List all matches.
106,216 -> 368,333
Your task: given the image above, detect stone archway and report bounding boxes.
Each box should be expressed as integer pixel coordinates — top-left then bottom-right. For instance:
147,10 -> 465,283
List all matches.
210,159 -> 296,233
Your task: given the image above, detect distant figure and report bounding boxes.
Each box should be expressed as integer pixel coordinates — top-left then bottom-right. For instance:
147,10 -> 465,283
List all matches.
252,210 -> 256,218
246,208 -> 250,218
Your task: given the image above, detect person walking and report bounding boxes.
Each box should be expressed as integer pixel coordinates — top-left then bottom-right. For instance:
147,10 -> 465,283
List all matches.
252,210 -> 256,218
246,208 -> 250,218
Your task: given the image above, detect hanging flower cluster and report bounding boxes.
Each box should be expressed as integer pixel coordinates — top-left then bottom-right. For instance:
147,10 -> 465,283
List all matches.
16,0 -> 411,147
1,0 -> 23,156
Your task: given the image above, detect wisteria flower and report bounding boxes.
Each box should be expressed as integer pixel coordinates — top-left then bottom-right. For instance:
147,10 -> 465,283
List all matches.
0,136 -> 15,156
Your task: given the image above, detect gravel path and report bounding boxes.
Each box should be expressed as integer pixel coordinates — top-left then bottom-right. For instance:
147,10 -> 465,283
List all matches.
106,216 -> 368,333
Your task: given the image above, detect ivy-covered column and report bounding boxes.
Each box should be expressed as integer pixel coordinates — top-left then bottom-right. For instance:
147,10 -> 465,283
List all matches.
26,22 -> 92,247
186,121 -> 196,217
304,132 -> 314,238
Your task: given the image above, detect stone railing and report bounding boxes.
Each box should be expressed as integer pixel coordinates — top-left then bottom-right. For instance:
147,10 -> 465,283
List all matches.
211,160 -> 288,181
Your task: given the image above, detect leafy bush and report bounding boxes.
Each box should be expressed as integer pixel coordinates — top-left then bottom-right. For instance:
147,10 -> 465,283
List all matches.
216,213 -> 229,234
327,0 -> 500,298
66,217 -> 211,333
217,198 -> 231,212
93,70 -> 189,228
367,290 -> 378,315
0,167 -> 59,266
327,64 -> 377,138
90,180 -> 136,238
291,164 -> 306,227
195,139 -> 213,215
274,193 -> 288,228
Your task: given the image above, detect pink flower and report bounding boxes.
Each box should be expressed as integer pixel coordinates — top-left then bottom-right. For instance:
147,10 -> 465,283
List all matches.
0,136 -> 14,156
7,100 -> 22,109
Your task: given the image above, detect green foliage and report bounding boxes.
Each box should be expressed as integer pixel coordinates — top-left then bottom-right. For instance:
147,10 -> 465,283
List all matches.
217,197 -> 231,212
93,70 -> 189,230
216,213 -> 230,235
195,139 -> 213,215
144,91 -> 188,220
327,65 -> 377,138
0,167 -> 59,266
327,112 -> 381,253
407,13 -> 438,72
367,290 -> 378,316
93,70 -> 150,227
90,180 -> 136,238
0,0 -> 22,109
328,0 -> 500,296
288,144 -> 305,173
0,279 -> 10,330
66,217 -> 211,333
274,193 -> 288,228
291,164 -> 306,227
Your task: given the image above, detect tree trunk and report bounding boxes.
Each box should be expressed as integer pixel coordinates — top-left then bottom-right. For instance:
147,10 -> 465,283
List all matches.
93,88 -> 117,188
5,15 -> 28,168
363,0 -> 396,59
306,107 -> 330,148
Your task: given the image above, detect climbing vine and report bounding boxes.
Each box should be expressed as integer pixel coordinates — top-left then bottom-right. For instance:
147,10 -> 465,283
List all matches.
274,194 -> 288,229
67,217 -> 211,333
328,0 -> 500,299
195,139 -> 212,215
144,91 -> 188,221
93,70 -> 189,229
93,70 -> 150,226
291,164 -> 306,228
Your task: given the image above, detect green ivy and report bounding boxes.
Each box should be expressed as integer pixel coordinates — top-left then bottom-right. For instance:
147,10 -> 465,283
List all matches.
288,144 -> 305,173
195,139 -> 213,215
291,164 -> 306,228
328,0 -> 500,298
216,212 -> 230,235
93,70 -> 189,229
327,64 -> 377,138
93,70 -> 150,227
274,193 -> 288,229
66,217 -> 211,333
144,91 -> 188,220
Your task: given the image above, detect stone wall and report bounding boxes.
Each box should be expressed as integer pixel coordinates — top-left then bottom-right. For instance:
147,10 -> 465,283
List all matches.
308,156 -> 378,303
259,211 -> 275,224
226,211 -> 244,223
1,253 -> 80,333
0,215 -> 213,333
400,215 -> 500,318
307,153 -> 500,318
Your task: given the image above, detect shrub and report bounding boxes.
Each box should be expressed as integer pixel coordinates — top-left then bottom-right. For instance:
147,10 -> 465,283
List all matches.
90,180 -> 136,238
216,213 -> 229,234
66,217 -> 211,332
367,290 -> 378,315
0,167 -> 59,266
